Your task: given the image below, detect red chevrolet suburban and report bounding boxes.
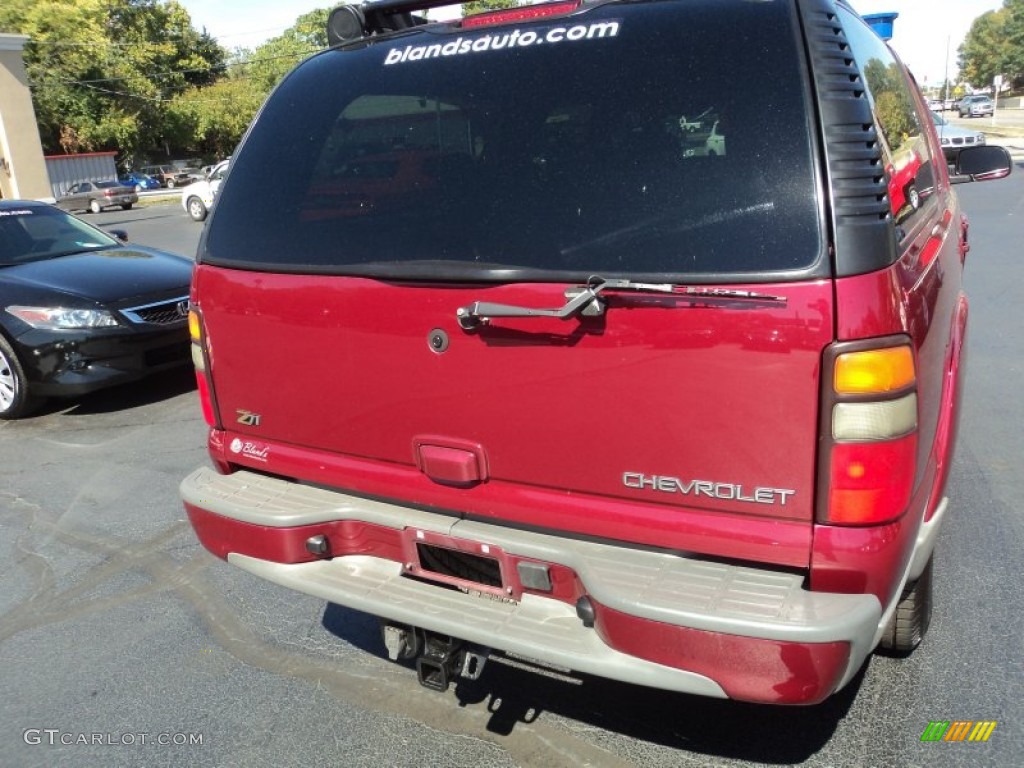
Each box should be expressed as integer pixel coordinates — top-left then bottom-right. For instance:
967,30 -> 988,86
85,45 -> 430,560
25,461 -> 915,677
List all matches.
180,0 -> 1011,704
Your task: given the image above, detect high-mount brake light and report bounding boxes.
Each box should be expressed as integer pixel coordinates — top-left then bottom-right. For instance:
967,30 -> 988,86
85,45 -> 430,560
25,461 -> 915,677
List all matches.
188,308 -> 219,428
462,0 -> 582,28
819,339 -> 919,526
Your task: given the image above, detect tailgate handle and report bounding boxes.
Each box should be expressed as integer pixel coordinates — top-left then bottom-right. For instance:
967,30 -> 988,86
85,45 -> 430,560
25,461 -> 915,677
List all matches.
414,437 -> 489,487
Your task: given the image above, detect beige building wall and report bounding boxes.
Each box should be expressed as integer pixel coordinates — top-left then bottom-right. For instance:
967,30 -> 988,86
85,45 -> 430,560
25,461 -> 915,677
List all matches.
0,33 -> 52,201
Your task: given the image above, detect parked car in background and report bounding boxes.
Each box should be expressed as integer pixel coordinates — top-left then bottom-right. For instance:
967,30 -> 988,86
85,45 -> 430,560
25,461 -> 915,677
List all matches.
56,180 -> 137,214
957,95 -> 994,118
139,165 -> 194,188
181,160 -> 230,222
931,111 -> 985,163
119,172 -> 162,192
0,201 -> 193,419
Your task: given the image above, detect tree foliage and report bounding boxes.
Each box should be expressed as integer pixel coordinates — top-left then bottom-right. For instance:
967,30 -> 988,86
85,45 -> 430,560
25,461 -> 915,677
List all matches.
0,1 -> 227,164
2,2 -> 537,166
164,8 -> 330,160
232,8 -> 329,94
863,59 -> 919,150
958,0 -> 1024,90
0,1 -> 333,165
463,0 -> 522,14
165,76 -> 264,160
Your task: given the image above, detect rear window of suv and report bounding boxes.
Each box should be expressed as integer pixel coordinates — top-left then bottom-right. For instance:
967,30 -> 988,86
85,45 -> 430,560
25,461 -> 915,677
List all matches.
204,0 -> 823,281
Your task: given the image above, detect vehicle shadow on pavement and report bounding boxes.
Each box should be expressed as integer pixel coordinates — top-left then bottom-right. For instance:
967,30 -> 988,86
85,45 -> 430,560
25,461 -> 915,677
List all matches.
454,660 -> 863,763
321,601 -> 862,763
36,366 -> 197,417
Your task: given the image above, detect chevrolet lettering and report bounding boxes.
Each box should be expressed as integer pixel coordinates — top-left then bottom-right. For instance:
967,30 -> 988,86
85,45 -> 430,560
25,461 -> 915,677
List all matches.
622,472 -> 796,506
180,0 -> 1011,706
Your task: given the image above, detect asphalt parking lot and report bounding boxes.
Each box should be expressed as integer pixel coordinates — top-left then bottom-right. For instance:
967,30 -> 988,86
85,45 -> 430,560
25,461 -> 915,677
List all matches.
2,161 -> 1023,765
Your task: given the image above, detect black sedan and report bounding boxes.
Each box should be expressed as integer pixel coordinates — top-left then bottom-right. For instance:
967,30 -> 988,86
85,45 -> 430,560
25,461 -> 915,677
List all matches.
57,180 -> 138,214
0,201 -> 193,419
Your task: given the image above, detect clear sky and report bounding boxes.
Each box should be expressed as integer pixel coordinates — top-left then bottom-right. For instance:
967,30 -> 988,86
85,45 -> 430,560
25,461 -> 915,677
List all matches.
178,1 -> 1006,84
176,1 -> 331,50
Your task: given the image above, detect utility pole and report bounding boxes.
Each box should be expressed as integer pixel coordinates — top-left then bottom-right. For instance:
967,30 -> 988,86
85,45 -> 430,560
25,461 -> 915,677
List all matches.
992,74 -> 1002,126
943,35 -> 951,108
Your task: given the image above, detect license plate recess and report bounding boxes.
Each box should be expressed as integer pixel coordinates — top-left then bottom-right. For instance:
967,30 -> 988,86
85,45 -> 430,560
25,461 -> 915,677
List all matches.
401,528 -> 520,600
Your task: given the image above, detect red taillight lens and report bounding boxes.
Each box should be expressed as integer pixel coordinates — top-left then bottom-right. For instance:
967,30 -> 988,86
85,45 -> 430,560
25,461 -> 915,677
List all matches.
194,371 -> 216,426
188,308 -> 219,428
462,1 -> 581,28
819,340 -> 918,526
827,434 -> 917,524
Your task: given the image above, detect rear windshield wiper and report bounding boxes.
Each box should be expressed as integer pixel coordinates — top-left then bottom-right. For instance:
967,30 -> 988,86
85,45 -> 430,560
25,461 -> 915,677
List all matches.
456,276 -> 786,329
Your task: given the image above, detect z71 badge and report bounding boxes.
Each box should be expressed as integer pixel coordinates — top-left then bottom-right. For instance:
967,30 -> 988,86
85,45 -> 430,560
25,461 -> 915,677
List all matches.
236,409 -> 261,426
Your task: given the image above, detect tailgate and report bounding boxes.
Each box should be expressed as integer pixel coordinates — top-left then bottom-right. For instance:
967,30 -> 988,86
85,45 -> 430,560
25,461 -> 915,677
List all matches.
197,267 -> 833,562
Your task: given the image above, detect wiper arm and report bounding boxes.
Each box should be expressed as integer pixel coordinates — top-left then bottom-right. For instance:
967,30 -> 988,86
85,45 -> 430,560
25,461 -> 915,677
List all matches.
456,276 -> 786,329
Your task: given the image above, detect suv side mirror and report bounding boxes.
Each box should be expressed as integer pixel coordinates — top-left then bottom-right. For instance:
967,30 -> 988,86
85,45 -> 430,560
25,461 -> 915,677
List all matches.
950,145 -> 1013,184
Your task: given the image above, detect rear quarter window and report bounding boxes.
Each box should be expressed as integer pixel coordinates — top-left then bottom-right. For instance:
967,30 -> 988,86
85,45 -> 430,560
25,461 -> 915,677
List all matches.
839,8 -> 940,238
204,0 -> 824,282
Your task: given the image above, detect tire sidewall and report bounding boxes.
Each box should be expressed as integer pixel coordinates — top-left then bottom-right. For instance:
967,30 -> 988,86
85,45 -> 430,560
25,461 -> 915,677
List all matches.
0,335 -> 35,419
188,198 -> 207,221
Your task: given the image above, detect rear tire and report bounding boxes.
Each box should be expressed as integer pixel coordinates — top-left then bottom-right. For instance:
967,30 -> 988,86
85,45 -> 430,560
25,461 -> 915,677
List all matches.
0,336 -> 39,420
122,203 -> 133,210
879,557 -> 933,655
90,199 -> 102,214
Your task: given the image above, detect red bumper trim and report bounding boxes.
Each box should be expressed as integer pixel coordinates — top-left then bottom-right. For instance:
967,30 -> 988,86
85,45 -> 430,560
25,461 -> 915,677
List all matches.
595,603 -> 850,705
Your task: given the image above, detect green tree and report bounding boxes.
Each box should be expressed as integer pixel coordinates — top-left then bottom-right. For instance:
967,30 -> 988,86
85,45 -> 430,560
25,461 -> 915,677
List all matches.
953,0 -> 1024,90
958,8 -> 1012,89
165,8 -> 331,159
166,76 -> 263,160
0,0 -> 226,163
463,0 -> 522,13
1004,0 -> 1024,89
863,59 -> 918,149
235,8 -> 329,93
